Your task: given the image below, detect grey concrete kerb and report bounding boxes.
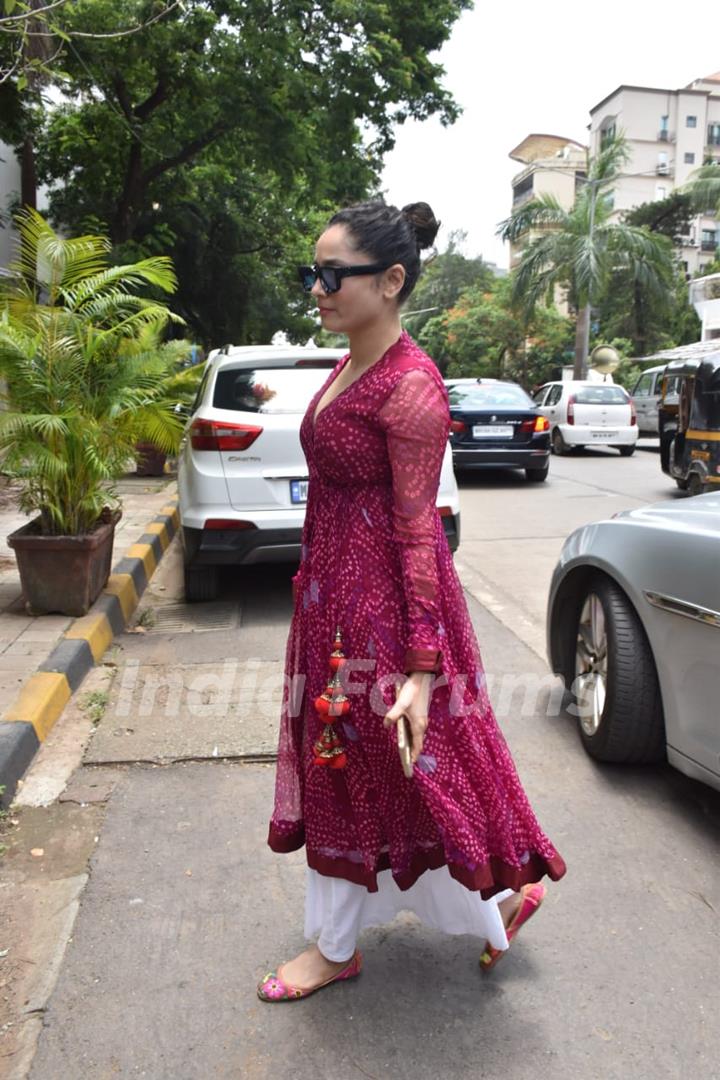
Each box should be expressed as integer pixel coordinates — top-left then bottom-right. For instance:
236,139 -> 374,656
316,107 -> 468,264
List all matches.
0,483 -> 181,808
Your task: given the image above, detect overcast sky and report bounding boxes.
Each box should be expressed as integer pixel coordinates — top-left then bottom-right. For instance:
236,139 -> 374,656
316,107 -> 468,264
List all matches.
380,1 -> 720,268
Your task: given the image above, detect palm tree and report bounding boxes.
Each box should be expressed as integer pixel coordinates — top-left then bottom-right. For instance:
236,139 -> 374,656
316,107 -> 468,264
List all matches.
681,161 -> 720,255
498,135 -> 676,378
0,207 -> 198,535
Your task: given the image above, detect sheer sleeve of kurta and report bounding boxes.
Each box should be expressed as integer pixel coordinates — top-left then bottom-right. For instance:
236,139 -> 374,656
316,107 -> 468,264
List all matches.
378,367 -> 451,675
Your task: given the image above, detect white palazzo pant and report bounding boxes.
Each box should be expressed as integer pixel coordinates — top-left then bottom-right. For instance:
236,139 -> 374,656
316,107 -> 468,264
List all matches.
304,866 -> 514,963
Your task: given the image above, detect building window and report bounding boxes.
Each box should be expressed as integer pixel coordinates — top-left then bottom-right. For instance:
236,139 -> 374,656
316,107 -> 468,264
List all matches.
659,114 -> 669,141
701,229 -> 717,252
600,122 -> 616,148
708,123 -> 720,146
686,115 -> 697,128
655,185 -> 667,200
684,152 -> 695,164
657,151 -> 669,175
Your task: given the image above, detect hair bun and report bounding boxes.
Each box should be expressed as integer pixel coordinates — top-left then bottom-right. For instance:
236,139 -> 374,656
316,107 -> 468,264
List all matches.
401,202 -> 440,251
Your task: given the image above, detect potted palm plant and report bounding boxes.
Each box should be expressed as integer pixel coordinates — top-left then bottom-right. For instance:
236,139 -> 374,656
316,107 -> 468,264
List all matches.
122,325 -> 201,476
0,208 -> 197,616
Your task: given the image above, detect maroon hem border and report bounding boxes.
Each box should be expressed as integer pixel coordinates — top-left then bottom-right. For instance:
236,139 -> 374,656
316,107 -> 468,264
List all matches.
268,824 -> 566,898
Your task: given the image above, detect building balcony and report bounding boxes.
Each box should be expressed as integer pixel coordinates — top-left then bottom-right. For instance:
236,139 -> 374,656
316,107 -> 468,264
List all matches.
657,130 -> 674,142
701,240 -> 717,252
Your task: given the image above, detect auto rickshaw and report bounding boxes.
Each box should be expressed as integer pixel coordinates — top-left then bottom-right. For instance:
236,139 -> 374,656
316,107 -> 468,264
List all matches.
659,352 -> 720,495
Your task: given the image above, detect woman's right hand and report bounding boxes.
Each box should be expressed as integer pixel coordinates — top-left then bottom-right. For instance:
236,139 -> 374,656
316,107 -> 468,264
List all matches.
382,672 -> 432,763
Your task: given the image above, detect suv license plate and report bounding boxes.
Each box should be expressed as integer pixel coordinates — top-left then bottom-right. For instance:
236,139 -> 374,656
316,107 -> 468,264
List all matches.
290,479 -> 309,504
473,424 -> 514,438
591,430 -> 618,438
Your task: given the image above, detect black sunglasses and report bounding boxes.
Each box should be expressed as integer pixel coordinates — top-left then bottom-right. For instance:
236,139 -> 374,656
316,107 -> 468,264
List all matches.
298,262 -> 391,294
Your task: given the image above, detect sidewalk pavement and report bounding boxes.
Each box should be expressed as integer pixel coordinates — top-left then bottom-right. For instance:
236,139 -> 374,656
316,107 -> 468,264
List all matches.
0,474 -> 179,800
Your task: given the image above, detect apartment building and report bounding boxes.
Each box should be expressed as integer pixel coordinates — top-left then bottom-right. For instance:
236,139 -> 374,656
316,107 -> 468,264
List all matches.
507,133 -> 587,271
588,72 -> 720,275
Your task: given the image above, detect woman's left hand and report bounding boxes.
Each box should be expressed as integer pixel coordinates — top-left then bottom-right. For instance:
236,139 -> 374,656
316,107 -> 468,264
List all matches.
383,672 -> 432,763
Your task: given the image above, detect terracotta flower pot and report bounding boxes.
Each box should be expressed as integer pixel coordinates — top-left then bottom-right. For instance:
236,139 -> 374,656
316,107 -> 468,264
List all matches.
7,510 -> 121,616
135,442 -> 167,477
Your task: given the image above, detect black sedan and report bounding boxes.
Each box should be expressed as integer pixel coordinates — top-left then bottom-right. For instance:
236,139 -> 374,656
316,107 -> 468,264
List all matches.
446,378 -> 551,482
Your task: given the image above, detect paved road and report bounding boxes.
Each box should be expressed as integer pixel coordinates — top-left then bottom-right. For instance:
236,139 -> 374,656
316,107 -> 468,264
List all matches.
7,444 -> 720,1080
454,440 -> 675,658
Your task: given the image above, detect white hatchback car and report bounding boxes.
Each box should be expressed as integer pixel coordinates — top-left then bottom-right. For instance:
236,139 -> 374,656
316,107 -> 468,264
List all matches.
178,345 -> 461,600
533,380 -> 638,456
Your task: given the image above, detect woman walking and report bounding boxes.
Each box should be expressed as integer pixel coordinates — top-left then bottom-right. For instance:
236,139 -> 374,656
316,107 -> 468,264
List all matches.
259,200 -> 566,1001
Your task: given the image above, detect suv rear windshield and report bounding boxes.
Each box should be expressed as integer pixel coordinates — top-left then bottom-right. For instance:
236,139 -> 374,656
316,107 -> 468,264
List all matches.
213,366 -> 332,413
574,386 -> 629,405
449,383 -> 533,409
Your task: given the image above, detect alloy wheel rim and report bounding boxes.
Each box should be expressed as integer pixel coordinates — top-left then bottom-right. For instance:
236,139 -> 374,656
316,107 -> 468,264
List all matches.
575,594 -> 608,736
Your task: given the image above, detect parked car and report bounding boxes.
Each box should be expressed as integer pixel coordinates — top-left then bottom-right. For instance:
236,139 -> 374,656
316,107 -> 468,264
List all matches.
629,364 -> 681,435
547,492 -> 720,792
178,345 -> 461,600
445,378 -> 551,482
533,380 -> 638,456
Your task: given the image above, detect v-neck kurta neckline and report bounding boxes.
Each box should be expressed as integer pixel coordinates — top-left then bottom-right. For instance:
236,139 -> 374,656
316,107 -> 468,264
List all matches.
311,332 -> 406,431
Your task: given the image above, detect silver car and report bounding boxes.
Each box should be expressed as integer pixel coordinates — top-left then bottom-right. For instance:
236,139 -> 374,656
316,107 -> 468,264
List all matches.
547,492 -> 720,791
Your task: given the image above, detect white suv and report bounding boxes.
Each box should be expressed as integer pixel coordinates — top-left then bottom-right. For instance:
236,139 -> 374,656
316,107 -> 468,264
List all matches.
178,345 -> 461,600
533,380 -> 638,456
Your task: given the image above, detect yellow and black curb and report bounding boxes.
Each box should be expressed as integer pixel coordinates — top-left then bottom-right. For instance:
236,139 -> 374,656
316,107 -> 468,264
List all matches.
0,502 -> 180,807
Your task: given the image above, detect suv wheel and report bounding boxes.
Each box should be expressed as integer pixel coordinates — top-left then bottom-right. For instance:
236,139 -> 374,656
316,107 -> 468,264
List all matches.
184,565 -> 219,602
618,445 -> 635,457
571,576 -> 665,763
525,463 -> 549,482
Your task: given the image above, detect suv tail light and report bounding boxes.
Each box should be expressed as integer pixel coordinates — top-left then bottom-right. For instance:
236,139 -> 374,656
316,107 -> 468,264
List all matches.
190,418 -> 263,451
567,395 -> 576,425
449,419 -> 467,434
520,415 -> 550,433
630,401 -> 637,426
438,506 -> 454,517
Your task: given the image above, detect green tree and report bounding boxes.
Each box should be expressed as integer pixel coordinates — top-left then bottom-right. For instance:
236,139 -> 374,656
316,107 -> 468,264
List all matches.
624,191 -> 694,243
6,0 -> 469,345
498,135 -> 675,378
594,192 -> 701,355
418,276 -> 573,386
401,231 -> 494,337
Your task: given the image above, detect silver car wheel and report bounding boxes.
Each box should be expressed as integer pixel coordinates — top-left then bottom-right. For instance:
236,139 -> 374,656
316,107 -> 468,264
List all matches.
575,593 -> 608,736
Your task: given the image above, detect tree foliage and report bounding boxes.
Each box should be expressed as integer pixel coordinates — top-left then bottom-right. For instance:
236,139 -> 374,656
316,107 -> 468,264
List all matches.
623,191 -> 694,243
2,0 -> 470,345
418,276 -> 574,387
401,231 -> 495,337
591,192 -> 701,355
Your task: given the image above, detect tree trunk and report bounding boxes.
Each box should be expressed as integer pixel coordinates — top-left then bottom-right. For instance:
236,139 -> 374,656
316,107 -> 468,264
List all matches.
112,140 -> 144,244
574,303 -> 591,379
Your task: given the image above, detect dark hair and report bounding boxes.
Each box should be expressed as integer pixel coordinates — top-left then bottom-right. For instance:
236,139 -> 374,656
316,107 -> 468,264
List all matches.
327,200 -> 440,303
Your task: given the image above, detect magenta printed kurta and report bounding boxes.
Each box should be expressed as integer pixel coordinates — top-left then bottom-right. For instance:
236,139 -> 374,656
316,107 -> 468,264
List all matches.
268,332 -> 566,897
